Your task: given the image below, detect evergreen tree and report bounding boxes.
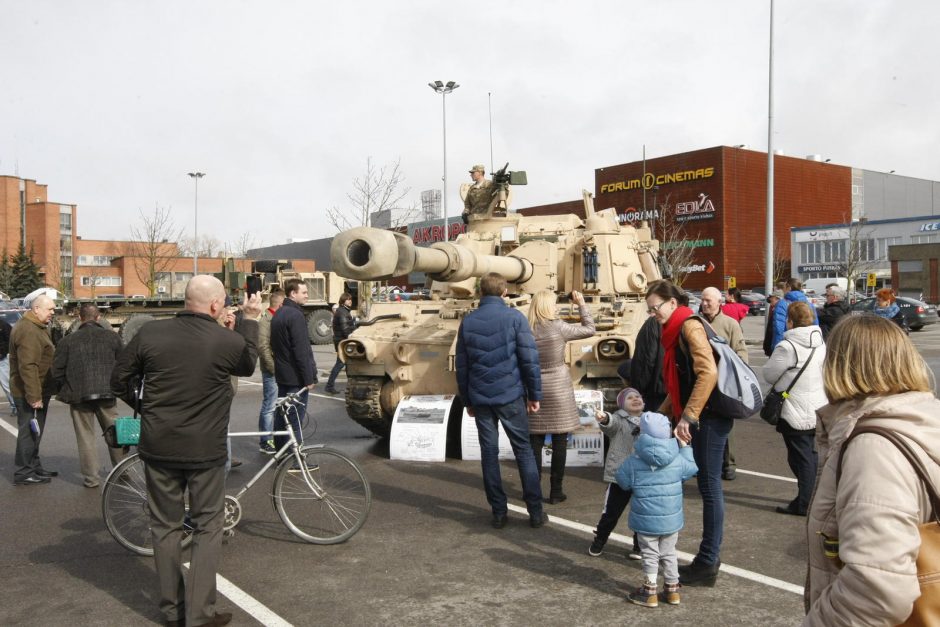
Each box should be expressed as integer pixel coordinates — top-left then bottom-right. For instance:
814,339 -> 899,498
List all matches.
0,248 -> 11,298
9,242 -> 42,298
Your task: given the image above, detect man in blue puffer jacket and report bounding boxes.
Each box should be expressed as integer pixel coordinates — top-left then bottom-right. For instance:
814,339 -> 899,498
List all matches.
456,272 -> 545,529
771,277 -> 819,350
616,413 -> 698,608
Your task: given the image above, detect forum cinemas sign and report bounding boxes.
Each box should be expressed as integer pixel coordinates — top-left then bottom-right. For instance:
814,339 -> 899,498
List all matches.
600,167 -> 715,194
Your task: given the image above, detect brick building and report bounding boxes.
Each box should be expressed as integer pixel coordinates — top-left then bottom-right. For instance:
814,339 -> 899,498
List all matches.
519,146 -> 852,290
0,175 -> 77,292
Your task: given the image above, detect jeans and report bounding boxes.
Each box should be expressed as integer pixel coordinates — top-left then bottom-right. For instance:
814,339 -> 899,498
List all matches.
326,340 -> 344,389
691,416 -> 733,565
274,384 -> 308,449
473,397 -> 544,517
0,356 -> 14,412
779,424 -> 817,511
258,371 -> 277,446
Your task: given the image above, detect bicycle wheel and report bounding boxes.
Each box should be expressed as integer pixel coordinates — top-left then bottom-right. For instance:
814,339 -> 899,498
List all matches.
101,454 -> 193,556
273,446 -> 371,544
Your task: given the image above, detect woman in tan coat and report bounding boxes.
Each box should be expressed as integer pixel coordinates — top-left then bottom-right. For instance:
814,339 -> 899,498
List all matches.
527,289 -> 595,504
804,314 -> 940,625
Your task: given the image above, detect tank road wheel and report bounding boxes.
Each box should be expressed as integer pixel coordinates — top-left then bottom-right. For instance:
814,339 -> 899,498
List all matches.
345,376 -> 392,437
120,314 -> 156,346
306,310 -> 333,345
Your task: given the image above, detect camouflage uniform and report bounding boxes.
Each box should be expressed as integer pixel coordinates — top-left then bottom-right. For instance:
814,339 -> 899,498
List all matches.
463,179 -> 494,220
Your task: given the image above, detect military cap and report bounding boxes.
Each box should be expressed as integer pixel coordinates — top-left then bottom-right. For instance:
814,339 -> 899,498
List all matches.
468,164 -> 486,174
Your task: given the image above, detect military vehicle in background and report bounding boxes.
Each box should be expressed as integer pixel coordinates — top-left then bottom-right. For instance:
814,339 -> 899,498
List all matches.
330,164 -> 663,437
57,258 -> 352,345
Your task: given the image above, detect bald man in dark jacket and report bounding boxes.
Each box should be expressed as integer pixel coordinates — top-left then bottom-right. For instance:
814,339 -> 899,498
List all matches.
111,276 -> 260,627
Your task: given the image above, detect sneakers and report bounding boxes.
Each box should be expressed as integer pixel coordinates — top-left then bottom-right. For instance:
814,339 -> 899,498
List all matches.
259,441 -> 276,455
659,582 -> 681,605
324,386 -> 338,394
678,558 -> 721,587
628,582 -> 659,608
722,467 -> 737,480
588,537 -> 605,556
628,544 -> 642,560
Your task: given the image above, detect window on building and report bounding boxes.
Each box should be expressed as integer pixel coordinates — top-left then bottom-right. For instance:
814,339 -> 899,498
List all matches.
80,276 -> 122,287
911,234 -> 940,245
898,260 -> 924,272
175,272 -> 194,283
877,237 -> 902,260
60,213 -> 72,230
59,256 -> 72,277
76,255 -> 114,266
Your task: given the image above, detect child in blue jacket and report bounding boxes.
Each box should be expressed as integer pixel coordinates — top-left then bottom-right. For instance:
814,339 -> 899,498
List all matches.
615,412 -> 698,608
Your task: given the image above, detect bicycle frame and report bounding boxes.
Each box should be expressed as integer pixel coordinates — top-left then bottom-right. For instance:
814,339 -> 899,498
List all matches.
226,392 -> 324,498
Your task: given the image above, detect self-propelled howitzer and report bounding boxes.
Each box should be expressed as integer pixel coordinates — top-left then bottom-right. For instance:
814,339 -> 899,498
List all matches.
330,183 -> 662,437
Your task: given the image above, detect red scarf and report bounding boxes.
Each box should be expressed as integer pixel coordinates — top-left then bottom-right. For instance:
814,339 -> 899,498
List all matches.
660,305 -> 694,422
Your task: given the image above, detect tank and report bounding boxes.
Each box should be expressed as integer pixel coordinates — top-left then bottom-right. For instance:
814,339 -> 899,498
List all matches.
330,165 -> 663,437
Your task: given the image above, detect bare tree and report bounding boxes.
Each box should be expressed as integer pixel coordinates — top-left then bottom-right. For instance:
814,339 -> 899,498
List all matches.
225,232 -> 257,259
653,194 -> 702,288
178,234 -> 223,259
327,158 -> 419,315
841,218 -> 876,297
129,206 -> 183,297
326,157 -> 420,232
756,235 -> 791,287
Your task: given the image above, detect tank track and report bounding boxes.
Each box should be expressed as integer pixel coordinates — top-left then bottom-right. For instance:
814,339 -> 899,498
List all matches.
345,376 -> 392,437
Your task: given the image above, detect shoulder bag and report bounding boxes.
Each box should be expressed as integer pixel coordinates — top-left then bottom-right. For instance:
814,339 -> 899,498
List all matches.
760,342 -> 817,426
836,425 -> 940,626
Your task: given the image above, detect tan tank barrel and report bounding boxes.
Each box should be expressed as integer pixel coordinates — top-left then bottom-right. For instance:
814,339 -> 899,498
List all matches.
330,226 -> 532,283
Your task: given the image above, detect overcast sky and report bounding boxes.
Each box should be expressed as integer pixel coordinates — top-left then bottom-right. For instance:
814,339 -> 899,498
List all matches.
2,0 -> 937,250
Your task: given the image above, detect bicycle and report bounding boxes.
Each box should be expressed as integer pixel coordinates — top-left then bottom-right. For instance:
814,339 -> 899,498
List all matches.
101,390 -> 371,556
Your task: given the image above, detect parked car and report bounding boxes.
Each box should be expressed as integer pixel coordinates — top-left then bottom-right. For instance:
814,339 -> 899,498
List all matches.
850,296 -> 939,331
739,292 -> 767,316
0,308 -> 25,326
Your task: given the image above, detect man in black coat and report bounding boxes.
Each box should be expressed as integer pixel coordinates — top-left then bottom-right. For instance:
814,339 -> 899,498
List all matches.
111,276 -> 261,627
270,277 -> 317,448
325,292 -> 356,394
817,284 -> 851,339
50,303 -> 124,488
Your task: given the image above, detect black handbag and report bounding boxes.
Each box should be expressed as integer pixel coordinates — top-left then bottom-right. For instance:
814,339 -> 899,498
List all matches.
760,343 -> 817,426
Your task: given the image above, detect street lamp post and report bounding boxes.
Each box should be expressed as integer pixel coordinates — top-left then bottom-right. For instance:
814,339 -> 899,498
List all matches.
187,172 -> 205,275
428,80 -> 459,240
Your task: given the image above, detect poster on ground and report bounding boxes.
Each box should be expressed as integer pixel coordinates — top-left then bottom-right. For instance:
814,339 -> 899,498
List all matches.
389,395 -> 454,462
461,390 -> 605,467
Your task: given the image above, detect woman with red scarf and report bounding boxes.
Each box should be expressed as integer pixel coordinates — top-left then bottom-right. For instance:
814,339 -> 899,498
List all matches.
646,280 -> 726,587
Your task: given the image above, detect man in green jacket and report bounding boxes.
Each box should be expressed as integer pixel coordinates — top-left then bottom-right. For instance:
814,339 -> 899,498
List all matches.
11,295 -> 56,485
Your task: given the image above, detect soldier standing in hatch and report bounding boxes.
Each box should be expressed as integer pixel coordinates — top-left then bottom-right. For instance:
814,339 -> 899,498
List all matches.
462,164 -> 493,223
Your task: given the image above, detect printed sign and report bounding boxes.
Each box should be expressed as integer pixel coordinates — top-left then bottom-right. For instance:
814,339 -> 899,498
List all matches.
389,395 -> 454,462
461,390 -> 604,467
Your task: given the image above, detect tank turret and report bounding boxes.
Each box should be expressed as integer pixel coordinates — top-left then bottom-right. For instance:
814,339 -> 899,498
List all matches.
330,169 -> 662,437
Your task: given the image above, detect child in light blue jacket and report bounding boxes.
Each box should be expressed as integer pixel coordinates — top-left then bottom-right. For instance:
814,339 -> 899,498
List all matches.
615,412 -> 698,608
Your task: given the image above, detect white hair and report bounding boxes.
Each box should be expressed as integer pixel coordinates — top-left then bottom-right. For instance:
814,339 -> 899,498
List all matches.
828,285 -> 845,300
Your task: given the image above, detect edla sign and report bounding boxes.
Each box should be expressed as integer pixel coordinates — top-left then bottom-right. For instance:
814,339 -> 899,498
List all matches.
600,167 -> 716,194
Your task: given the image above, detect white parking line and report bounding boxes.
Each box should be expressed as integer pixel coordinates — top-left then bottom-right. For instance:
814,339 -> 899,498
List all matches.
0,415 -> 15,437
182,562 -> 293,626
737,468 -> 797,483
506,503 -> 805,596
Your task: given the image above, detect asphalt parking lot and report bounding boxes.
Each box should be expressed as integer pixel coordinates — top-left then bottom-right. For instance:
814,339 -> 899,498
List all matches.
2,315 -> 939,626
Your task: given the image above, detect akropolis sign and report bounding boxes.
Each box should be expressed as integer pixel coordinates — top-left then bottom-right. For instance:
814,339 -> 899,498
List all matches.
600,167 -> 715,194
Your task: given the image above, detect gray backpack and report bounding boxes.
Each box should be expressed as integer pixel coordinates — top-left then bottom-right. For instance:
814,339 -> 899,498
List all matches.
688,316 -> 764,420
